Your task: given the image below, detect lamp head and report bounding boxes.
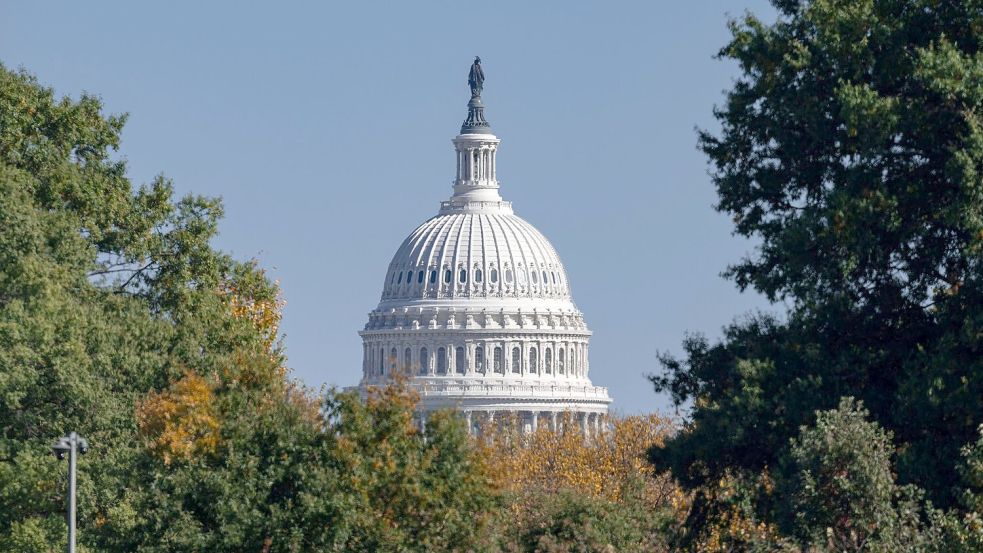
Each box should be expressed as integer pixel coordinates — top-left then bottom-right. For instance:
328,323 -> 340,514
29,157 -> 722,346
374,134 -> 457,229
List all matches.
52,436 -> 72,460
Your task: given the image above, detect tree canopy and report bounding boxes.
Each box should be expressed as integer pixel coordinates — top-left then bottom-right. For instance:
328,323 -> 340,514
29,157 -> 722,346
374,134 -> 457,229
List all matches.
0,64 -> 500,553
649,0 -> 983,546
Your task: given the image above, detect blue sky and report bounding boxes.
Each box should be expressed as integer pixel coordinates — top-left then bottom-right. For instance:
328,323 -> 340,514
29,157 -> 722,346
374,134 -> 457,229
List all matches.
2,1 -> 778,414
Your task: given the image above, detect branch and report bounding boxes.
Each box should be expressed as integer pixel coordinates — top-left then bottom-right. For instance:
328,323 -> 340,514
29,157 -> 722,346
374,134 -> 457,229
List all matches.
116,261 -> 156,293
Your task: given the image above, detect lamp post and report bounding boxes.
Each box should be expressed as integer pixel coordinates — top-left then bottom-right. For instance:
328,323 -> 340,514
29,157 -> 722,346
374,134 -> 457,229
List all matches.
52,432 -> 88,553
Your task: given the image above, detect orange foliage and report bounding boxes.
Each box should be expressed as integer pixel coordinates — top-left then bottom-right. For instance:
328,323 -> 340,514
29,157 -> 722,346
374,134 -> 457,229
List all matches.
693,471 -> 783,553
222,278 -> 284,356
219,277 -> 291,391
475,412 -> 679,516
136,370 -> 220,465
137,275 -> 298,464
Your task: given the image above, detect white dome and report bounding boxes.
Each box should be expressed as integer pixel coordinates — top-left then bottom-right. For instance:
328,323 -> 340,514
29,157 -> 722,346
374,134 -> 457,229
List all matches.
380,210 -> 573,305
356,65 -> 610,432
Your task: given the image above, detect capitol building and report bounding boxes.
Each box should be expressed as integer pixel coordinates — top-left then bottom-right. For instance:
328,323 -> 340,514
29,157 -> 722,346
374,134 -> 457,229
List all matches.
357,59 -> 611,434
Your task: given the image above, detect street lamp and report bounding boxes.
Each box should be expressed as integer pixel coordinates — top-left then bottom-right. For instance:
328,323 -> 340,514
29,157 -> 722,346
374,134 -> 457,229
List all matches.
52,432 -> 89,553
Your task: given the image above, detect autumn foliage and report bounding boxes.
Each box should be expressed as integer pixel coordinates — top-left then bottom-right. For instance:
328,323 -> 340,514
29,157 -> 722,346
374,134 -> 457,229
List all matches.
476,413 -> 676,505
471,412 -> 682,550
136,273 -> 291,465
135,370 -> 220,465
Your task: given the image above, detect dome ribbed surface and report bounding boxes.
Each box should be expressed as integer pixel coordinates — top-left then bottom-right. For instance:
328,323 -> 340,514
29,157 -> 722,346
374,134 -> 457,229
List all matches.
381,212 -> 571,302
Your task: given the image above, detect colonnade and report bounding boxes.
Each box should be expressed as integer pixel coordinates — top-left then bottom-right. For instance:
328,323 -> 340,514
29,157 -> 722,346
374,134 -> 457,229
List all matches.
455,144 -> 497,184
363,339 -> 590,379
416,410 -> 605,438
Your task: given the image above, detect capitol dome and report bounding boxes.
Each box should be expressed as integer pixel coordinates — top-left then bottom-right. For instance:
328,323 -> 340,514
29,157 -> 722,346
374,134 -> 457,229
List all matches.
380,211 -> 574,306
358,58 -> 610,434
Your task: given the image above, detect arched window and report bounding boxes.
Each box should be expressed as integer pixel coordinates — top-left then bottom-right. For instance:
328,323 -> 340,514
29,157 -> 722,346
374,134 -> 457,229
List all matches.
437,347 -> 447,374
379,347 -> 384,375
571,348 -> 577,375
444,269 -> 452,283
542,271 -> 549,286
545,348 -> 553,374
455,347 -> 465,374
490,269 -> 498,283
494,347 -> 503,373
406,271 -> 413,284
417,271 -> 424,284
558,348 -> 565,374
420,347 -> 429,375
475,346 -> 484,372
551,271 -> 557,284
390,347 -> 398,372
430,270 -> 437,283
397,272 -> 403,284
404,347 -> 412,372
531,271 -> 538,284
512,347 -> 521,373
505,269 -> 513,283
475,269 -> 483,283
529,347 -> 538,374
459,269 -> 467,283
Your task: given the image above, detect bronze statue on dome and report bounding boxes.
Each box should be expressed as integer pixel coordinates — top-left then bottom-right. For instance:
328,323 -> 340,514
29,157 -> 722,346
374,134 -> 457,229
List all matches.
468,57 -> 484,97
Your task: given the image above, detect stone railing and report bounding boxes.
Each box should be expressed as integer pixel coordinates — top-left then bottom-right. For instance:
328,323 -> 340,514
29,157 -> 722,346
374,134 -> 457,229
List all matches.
412,379 -> 611,401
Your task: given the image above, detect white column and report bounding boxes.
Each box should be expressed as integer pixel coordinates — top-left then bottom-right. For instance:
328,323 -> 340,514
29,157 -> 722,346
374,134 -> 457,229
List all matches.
520,342 -> 527,377
468,149 -> 475,181
465,411 -> 473,435
531,412 -> 538,432
584,344 -> 589,377
581,343 -> 587,377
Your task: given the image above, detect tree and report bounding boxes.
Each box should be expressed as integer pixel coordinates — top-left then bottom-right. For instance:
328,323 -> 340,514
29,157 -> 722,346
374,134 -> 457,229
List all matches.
476,414 -> 679,552
0,62 -> 245,552
0,63 -> 504,553
776,398 -> 930,551
651,0 -> 983,513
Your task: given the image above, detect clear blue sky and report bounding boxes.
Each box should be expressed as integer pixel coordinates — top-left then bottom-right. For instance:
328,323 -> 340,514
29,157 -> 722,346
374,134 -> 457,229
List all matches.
2,1 -> 777,414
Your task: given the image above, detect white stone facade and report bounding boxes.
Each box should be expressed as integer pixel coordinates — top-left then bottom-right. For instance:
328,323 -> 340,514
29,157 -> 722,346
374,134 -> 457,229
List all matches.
358,86 -> 611,431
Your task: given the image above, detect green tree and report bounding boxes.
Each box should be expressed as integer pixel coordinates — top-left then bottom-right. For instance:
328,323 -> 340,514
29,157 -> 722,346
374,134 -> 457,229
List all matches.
0,62 -> 247,552
776,398 -> 929,551
0,64 -> 500,553
651,0 -> 983,515
501,489 -> 667,553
